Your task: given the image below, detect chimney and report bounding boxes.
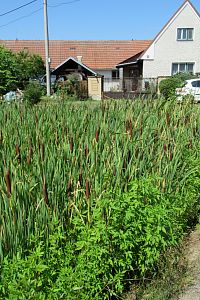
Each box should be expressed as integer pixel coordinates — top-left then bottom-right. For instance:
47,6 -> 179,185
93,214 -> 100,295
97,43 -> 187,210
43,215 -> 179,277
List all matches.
77,55 -> 83,63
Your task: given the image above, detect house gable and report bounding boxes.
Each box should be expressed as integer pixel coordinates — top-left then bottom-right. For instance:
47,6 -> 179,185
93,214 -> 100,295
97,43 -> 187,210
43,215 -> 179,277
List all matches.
142,0 -> 200,78
141,0 -> 200,61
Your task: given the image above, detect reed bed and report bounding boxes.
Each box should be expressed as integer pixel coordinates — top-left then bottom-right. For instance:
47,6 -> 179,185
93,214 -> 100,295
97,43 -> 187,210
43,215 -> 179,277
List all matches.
0,99 -> 199,299
0,99 -> 199,259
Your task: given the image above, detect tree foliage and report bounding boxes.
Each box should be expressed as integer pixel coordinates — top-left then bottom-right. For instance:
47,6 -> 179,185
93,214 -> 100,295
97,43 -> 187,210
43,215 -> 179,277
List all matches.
0,46 -> 45,95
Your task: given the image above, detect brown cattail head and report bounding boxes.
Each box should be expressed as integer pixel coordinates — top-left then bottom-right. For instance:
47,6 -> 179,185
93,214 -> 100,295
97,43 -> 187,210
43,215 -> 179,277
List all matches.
67,179 -> 72,197
166,112 -> 170,126
20,112 -> 23,124
125,120 -> 129,133
163,144 -> 167,153
5,169 -> 11,197
15,144 -> 21,164
41,143 -> 45,161
43,177 -> 48,204
170,151 -> 173,161
85,179 -> 90,199
126,120 -> 133,138
95,128 -> 100,142
140,126 -> 143,136
85,145 -> 89,157
0,131 -> 3,145
70,136 -> 74,153
29,143 -> 33,158
78,173 -> 83,187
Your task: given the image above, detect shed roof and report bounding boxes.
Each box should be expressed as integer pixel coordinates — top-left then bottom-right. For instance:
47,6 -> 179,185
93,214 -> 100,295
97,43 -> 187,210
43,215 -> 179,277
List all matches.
51,56 -> 97,76
0,40 -> 151,70
116,51 -> 144,67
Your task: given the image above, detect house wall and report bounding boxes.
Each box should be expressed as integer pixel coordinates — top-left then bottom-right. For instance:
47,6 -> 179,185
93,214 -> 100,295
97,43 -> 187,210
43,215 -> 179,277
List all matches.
143,4 -> 200,78
94,68 -> 123,92
93,68 -> 123,79
93,69 -> 112,78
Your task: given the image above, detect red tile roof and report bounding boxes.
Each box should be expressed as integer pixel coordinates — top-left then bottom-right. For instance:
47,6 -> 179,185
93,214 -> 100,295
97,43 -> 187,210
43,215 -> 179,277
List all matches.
0,40 -> 151,69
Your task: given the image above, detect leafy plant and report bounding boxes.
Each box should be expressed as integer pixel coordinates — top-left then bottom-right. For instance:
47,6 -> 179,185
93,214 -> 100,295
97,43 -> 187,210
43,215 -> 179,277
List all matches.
23,81 -> 44,104
0,46 -> 45,95
159,73 -> 197,99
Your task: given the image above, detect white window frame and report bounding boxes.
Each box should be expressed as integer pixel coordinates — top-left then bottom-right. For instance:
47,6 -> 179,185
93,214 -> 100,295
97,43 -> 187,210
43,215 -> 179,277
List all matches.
171,63 -> 195,75
177,28 -> 194,41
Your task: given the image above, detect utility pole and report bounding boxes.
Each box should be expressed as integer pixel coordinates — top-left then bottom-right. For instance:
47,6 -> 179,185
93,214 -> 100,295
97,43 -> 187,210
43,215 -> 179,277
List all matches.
44,0 -> 51,96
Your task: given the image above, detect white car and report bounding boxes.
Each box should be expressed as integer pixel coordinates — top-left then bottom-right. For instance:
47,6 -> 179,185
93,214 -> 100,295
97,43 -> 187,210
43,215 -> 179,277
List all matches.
176,78 -> 200,102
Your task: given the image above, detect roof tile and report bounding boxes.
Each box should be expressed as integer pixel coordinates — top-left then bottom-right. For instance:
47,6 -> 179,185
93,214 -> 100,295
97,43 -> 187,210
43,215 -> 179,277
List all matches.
0,40 -> 151,69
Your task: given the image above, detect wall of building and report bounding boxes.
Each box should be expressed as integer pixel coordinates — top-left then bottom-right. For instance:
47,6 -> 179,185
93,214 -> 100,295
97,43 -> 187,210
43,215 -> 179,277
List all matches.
143,4 -> 200,78
93,69 -> 112,78
93,68 -> 123,79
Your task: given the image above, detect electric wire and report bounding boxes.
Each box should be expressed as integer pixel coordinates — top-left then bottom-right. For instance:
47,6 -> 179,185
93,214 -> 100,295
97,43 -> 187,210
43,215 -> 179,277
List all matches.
0,0 -> 38,17
48,0 -> 80,8
0,0 -> 81,29
0,8 -> 42,28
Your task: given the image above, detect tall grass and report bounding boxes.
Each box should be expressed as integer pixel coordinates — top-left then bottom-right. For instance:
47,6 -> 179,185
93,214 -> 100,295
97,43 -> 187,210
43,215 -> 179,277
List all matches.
0,99 -> 199,260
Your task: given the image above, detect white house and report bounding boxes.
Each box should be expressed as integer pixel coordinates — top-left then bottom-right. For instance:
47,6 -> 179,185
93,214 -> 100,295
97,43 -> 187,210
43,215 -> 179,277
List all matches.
117,0 -> 200,80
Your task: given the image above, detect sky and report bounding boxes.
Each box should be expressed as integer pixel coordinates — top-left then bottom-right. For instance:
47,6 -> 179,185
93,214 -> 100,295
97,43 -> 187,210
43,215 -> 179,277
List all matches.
0,0 -> 200,41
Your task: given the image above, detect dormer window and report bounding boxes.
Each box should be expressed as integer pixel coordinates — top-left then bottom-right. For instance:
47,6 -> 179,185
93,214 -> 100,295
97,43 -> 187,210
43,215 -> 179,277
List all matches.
177,28 -> 193,41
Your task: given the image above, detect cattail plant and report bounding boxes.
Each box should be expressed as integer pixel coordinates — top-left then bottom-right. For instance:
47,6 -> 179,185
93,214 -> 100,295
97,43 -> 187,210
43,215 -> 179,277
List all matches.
15,144 -> 21,164
67,179 -> 73,197
5,169 -> 11,197
85,145 -> 89,157
41,143 -> 45,161
0,131 -> 3,145
70,136 -> 74,153
85,179 -> 90,199
95,128 -> 100,142
166,112 -> 170,126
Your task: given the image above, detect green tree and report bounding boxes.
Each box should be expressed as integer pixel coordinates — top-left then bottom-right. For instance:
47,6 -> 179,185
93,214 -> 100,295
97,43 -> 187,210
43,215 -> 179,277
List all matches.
0,47 -> 17,95
14,50 -> 45,89
0,46 -> 45,95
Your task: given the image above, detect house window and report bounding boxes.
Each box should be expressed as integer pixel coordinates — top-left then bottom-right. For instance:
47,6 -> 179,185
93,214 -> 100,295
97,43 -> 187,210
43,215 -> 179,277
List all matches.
172,63 -> 194,75
177,28 -> 193,41
112,70 -> 119,79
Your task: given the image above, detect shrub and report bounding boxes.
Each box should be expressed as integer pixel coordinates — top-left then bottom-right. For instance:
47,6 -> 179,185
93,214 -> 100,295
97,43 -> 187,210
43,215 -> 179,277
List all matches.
55,73 -> 87,100
23,81 -> 44,104
159,73 -> 196,99
159,77 -> 183,99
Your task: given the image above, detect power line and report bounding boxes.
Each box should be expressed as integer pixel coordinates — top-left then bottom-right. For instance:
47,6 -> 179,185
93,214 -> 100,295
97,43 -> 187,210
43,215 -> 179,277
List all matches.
0,8 -> 42,28
48,0 -> 80,8
0,0 -> 81,29
0,0 -> 38,17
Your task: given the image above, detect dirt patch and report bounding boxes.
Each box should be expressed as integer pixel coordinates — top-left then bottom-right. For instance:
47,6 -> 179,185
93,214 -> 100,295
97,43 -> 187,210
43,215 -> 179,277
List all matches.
175,228 -> 200,300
